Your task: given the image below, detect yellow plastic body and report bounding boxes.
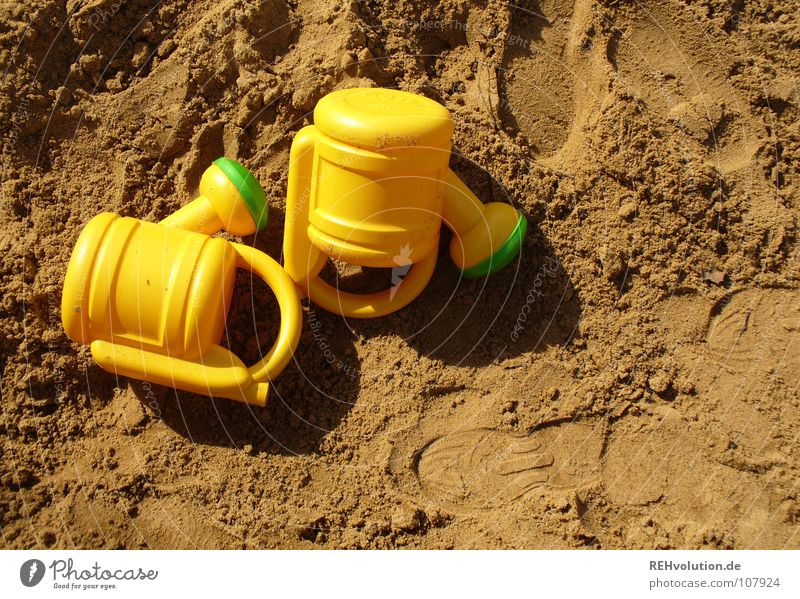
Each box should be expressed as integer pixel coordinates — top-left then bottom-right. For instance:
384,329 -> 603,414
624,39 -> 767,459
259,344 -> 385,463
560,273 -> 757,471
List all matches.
283,87 -> 523,318
62,211 -> 301,407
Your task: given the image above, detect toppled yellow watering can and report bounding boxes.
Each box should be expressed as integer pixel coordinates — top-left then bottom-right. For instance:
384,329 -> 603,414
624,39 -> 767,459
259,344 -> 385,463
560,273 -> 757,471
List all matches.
61,158 -> 302,406
283,87 -> 527,318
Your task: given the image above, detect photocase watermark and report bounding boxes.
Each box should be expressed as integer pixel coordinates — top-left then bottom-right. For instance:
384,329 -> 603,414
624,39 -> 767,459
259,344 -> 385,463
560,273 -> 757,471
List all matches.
509,256 -> 561,343
498,95 -> 540,131
87,0 -> 126,32
5,95 -> 30,153
307,307 -> 359,378
20,559 -> 45,587
3,94 -> 31,201
396,19 -> 471,33
139,381 -> 162,420
392,19 -> 532,49
20,558 -> 158,590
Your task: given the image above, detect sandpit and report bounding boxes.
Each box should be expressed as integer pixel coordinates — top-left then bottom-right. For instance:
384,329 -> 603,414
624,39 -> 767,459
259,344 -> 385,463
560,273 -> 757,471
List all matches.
1,0 -> 798,549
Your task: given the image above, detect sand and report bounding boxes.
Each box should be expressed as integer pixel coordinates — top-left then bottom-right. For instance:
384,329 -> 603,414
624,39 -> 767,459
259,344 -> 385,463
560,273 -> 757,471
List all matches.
1,0 -> 799,549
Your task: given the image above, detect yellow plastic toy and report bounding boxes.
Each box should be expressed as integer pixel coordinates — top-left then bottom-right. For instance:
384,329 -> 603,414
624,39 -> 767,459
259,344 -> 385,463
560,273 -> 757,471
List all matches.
61,158 -> 302,406
283,87 -> 527,318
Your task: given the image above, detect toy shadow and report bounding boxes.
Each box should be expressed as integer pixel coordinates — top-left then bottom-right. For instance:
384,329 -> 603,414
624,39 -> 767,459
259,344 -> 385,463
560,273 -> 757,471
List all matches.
133,270 -> 359,456
319,220 -> 582,367
133,204 -> 580,450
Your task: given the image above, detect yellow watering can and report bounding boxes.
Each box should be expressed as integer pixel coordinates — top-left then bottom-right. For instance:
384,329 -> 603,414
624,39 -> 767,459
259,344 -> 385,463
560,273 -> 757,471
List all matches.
61,158 -> 302,406
283,87 -> 527,318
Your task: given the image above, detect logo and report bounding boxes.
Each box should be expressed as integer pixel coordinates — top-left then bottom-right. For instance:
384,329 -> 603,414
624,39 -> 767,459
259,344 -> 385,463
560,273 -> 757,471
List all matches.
390,244 -> 413,300
20,559 -> 46,587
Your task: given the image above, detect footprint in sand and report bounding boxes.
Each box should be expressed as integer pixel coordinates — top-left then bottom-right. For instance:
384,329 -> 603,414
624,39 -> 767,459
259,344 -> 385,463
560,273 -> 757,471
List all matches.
606,0 -> 766,175
603,416 -> 691,507
500,0 -> 765,174
391,422 -> 603,510
500,0 -> 610,157
706,290 -> 800,381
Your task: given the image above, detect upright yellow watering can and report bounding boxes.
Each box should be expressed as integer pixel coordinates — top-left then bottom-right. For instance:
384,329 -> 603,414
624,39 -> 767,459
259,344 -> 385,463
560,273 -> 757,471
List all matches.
283,87 -> 527,318
61,158 -> 302,406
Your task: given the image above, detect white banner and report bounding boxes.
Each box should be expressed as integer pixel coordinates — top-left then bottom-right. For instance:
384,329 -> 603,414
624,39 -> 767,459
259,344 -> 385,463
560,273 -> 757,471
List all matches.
1,550 -> 796,598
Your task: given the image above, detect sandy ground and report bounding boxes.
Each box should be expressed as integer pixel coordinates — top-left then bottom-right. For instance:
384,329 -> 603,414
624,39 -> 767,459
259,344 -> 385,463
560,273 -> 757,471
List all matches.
1,0 -> 799,549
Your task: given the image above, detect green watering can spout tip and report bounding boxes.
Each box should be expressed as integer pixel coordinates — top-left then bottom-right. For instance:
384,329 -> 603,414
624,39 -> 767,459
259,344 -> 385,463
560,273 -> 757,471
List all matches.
213,157 -> 269,232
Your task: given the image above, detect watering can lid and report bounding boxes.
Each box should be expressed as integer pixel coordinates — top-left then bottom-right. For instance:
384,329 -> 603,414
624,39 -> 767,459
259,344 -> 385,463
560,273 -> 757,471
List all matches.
314,88 -> 454,151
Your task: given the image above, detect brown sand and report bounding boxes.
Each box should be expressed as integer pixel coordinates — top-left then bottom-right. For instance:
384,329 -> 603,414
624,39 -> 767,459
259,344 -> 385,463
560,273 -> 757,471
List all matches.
1,0 -> 799,549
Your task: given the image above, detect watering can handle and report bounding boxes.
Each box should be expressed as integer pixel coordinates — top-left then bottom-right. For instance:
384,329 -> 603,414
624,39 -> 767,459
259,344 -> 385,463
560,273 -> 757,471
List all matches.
231,243 -> 303,382
304,251 -> 438,319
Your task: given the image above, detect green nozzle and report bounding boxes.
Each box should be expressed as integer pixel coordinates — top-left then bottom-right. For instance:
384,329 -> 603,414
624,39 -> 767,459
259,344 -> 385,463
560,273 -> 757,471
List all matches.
213,157 -> 269,232
461,212 -> 527,279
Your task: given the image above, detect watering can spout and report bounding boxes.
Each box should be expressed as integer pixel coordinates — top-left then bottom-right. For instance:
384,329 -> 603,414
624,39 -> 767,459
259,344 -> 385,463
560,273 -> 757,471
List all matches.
243,382 -> 270,407
160,158 -> 269,236
442,169 -> 527,279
